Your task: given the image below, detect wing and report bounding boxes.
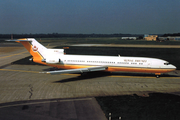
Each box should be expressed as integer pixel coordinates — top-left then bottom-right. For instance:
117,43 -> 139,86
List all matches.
40,66 -> 108,75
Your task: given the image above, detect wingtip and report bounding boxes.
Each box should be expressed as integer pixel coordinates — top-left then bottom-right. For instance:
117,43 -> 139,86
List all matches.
39,72 -> 46,74
39,72 -> 50,74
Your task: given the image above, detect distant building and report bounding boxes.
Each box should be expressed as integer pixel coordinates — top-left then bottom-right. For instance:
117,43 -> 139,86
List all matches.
174,37 -> 180,40
167,36 -> 180,40
144,35 -> 158,41
158,37 -> 167,41
158,36 -> 180,41
144,34 -> 149,37
121,37 -> 137,40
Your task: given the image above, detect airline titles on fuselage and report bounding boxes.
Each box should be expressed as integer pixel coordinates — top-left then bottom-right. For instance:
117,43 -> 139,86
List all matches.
124,59 -> 147,63
63,58 -> 148,66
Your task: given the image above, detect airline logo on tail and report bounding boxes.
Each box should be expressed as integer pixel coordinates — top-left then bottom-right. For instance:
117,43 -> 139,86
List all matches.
32,46 -> 38,52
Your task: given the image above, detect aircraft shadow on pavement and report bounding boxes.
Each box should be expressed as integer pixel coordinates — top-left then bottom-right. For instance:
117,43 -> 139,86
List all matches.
53,71 -> 112,83
53,71 -> 179,83
111,72 -> 179,77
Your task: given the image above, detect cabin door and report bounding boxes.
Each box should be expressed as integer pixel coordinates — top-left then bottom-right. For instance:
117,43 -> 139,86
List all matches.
147,62 -> 151,68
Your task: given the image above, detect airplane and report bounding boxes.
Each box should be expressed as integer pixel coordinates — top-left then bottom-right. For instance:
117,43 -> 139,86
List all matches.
7,38 -> 176,78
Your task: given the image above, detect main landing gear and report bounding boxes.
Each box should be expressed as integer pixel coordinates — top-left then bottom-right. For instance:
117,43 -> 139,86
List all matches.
156,75 -> 160,78
155,73 -> 161,78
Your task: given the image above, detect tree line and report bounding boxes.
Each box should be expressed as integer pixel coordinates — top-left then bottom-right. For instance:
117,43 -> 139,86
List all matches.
162,33 -> 180,37
0,33 -> 142,39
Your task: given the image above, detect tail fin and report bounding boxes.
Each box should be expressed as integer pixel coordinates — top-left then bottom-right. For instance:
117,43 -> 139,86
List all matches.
6,38 -> 47,64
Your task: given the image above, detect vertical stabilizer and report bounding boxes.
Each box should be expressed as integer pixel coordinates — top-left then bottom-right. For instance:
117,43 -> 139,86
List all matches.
6,38 -> 47,64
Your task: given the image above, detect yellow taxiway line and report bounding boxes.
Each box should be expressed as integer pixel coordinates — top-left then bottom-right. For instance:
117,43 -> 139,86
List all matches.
108,75 -> 177,79
0,51 -> 28,59
0,69 -> 39,74
0,69 -> 179,79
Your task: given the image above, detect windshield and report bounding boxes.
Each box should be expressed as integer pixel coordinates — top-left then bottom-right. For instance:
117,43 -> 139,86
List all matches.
164,63 -> 169,65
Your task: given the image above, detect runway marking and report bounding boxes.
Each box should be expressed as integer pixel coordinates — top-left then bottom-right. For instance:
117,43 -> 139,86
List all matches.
0,98 -> 92,109
0,69 -> 80,75
62,73 -> 180,79
0,69 -> 39,73
109,75 -> 180,79
0,69 -> 179,79
109,75 -> 155,79
0,69 -> 79,75
62,73 -> 82,76
0,51 -> 28,59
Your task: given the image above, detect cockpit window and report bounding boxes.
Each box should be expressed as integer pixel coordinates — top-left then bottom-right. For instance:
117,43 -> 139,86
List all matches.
164,63 -> 169,65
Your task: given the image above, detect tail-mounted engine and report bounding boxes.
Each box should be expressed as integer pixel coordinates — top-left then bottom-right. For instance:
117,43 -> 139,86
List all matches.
41,58 -> 61,64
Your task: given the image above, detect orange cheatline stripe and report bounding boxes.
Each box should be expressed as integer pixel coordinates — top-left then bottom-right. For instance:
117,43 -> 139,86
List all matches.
18,38 -> 27,40
106,66 -> 175,73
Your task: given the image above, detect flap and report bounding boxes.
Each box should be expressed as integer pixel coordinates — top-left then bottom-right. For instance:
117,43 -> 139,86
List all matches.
40,66 -> 108,75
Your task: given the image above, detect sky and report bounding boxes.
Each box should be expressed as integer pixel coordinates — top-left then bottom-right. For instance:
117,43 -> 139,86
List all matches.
0,0 -> 180,34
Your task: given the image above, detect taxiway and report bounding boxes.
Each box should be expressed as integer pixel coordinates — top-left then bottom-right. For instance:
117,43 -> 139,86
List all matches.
1,43 -> 180,119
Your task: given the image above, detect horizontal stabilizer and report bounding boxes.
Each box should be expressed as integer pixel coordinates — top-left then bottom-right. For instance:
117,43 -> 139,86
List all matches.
6,39 -> 32,42
40,66 -> 108,75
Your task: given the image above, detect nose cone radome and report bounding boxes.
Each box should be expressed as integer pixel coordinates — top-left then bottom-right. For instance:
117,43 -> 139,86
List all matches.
170,64 -> 176,70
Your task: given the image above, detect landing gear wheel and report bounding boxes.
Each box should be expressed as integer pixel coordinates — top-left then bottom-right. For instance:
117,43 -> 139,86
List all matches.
156,75 -> 160,78
155,73 -> 161,78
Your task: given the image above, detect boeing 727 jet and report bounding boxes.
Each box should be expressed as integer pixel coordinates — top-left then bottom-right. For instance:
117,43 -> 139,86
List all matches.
7,38 -> 176,78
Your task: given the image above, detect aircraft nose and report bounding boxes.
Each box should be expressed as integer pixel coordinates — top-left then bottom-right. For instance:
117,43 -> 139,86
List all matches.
171,64 -> 176,69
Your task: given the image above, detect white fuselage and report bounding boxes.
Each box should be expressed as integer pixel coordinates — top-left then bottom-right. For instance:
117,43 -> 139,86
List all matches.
8,38 -> 176,75
45,54 -> 176,74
